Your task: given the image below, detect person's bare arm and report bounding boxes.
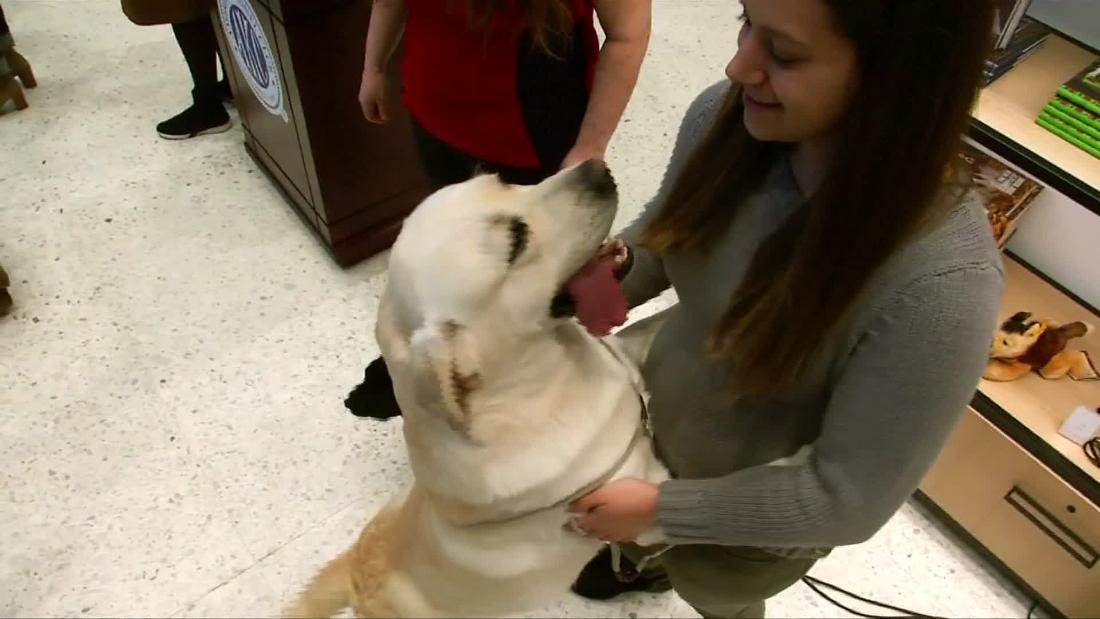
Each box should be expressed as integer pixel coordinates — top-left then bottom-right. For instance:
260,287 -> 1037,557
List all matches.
359,0 -> 407,123
561,0 -> 652,168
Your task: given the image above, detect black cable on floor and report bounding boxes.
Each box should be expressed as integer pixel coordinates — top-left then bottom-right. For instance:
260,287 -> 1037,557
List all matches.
801,575 -> 943,618
1085,436 -> 1099,468
1027,599 -> 1040,619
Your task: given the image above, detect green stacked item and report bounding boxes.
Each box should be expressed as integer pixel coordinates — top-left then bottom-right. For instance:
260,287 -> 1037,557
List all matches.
1037,60 -> 1100,159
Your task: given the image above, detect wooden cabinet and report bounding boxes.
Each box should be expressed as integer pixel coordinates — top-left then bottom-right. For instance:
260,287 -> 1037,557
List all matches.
920,257 -> 1100,618
923,410 -> 1100,617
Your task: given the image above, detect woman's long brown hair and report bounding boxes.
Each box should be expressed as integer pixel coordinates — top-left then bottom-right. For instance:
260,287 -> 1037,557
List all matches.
464,0 -> 575,56
642,0 -> 995,397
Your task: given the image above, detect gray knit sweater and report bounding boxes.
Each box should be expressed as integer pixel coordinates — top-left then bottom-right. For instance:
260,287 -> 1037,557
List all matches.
622,82 -> 1005,552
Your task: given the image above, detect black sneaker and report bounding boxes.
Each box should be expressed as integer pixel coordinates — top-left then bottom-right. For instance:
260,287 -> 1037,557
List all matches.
571,547 -> 672,601
156,103 -> 231,140
345,357 -> 403,420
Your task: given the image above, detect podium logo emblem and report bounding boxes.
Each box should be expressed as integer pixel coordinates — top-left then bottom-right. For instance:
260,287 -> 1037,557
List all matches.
218,0 -> 288,121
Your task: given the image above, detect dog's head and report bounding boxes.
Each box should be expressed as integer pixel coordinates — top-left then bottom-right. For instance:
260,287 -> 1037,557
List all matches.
378,160 -> 619,435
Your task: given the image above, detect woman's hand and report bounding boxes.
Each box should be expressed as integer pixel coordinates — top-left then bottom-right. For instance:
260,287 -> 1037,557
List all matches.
569,478 -> 659,542
359,68 -> 392,124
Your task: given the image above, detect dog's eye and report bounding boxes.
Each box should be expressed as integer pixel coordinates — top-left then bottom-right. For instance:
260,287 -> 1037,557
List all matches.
507,218 -> 529,265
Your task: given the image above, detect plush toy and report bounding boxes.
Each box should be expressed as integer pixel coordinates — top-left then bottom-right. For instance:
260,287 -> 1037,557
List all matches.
984,311 -> 1098,381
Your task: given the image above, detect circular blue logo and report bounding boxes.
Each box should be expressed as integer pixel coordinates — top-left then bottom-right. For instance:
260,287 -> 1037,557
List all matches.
218,0 -> 286,120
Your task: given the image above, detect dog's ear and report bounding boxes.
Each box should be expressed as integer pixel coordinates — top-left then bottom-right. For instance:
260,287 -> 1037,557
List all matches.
408,321 -> 482,434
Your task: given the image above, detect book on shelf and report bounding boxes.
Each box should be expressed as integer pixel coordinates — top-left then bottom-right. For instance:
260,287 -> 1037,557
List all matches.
991,0 -> 1033,50
983,17 -> 1050,86
1044,98 -> 1100,138
957,141 -> 1044,248
1059,60 -> 1100,116
1035,60 -> 1100,160
1038,112 -> 1100,158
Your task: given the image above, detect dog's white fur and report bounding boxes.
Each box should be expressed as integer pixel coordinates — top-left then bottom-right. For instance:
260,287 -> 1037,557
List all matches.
286,163 -> 668,618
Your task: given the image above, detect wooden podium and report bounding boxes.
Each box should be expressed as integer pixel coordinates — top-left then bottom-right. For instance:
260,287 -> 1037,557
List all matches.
212,0 -> 430,266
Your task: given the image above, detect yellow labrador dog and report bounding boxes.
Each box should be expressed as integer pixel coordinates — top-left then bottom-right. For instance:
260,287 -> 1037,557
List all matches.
286,161 -> 668,618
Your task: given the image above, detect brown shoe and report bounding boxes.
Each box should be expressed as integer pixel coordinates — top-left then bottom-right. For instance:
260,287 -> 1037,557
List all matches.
7,49 -> 35,88
0,74 -> 27,111
0,264 -> 12,318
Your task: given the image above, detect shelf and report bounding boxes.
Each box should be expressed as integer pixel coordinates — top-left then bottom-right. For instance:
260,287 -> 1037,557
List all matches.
972,255 -> 1100,504
970,35 -> 1100,214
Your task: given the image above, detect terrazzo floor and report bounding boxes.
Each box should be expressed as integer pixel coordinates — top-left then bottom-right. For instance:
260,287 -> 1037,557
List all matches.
2,1 -> 1040,617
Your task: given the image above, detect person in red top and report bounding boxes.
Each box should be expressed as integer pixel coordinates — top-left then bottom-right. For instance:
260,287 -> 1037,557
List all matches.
346,0 -> 651,421
358,0 -> 652,187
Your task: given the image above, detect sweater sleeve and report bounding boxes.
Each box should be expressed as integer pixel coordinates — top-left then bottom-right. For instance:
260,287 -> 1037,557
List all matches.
656,263 -> 1004,548
619,80 -> 730,308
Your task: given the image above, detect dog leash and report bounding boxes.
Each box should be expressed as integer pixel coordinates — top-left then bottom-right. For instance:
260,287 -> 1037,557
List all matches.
591,337 -> 674,582
609,541 -> 672,583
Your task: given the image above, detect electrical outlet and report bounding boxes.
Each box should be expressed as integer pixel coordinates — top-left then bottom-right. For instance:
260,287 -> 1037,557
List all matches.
1059,406 -> 1100,446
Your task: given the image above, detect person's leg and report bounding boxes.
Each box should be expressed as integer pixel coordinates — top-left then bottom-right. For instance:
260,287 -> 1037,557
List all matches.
690,600 -> 766,619
410,120 -> 559,188
175,16 -> 219,99
215,43 -> 232,101
664,546 -> 816,619
157,15 -> 230,139
409,121 -> 481,190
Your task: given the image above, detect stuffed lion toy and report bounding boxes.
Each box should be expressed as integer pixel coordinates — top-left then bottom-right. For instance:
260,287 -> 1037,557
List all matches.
984,311 -> 1098,381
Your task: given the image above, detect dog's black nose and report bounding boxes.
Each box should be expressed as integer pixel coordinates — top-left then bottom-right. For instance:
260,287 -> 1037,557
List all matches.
577,159 -> 616,198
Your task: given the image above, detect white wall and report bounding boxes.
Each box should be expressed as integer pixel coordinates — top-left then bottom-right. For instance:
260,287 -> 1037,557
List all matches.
1027,0 -> 1100,50
1007,189 -> 1100,308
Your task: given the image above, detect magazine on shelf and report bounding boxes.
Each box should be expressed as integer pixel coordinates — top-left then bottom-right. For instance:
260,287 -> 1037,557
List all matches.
957,141 -> 1044,247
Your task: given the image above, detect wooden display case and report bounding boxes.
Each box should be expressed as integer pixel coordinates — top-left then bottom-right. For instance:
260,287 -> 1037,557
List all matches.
920,23 -> 1100,616
920,257 -> 1100,618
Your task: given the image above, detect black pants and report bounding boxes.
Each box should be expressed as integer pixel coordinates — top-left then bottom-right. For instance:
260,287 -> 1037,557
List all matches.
410,121 -> 559,189
172,15 -> 226,106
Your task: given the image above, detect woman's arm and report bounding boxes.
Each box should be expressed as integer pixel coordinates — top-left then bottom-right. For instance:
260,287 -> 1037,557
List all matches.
359,0 -> 407,123
561,0 -> 652,168
654,265 -> 1004,548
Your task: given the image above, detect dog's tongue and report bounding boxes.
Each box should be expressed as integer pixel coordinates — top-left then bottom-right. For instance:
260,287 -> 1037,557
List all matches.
566,254 -> 628,337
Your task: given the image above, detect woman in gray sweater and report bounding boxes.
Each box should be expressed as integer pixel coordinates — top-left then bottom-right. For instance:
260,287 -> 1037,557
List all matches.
569,1 -> 1003,616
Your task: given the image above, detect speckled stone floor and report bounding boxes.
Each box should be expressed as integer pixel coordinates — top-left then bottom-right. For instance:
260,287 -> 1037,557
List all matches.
1,1 -> 1036,617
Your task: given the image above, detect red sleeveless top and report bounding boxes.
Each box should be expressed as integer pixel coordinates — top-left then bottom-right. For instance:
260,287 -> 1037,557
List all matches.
401,0 -> 599,169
